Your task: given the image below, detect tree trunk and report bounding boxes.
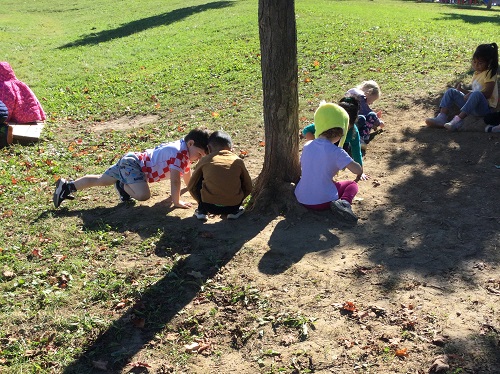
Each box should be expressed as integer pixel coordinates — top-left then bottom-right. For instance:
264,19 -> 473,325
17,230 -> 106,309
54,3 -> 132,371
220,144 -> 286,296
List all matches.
251,0 -> 301,214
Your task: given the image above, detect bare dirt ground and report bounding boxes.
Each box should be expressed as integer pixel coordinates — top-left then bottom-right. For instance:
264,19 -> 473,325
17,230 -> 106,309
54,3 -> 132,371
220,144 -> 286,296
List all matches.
66,102 -> 499,374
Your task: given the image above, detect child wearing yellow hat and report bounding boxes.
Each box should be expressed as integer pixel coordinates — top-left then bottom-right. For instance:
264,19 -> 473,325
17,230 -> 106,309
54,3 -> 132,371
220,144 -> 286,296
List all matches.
294,102 -> 363,222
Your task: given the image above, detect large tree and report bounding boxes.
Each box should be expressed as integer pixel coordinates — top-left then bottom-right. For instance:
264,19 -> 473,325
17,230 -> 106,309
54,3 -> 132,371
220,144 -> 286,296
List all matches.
251,0 -> 301,213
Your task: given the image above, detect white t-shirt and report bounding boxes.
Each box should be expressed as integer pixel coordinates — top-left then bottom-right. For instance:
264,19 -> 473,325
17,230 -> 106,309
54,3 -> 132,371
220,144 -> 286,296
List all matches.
295,138 -> 353,205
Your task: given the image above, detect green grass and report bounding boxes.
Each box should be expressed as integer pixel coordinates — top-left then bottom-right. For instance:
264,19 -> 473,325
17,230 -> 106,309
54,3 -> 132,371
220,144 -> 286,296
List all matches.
0,0 -> 499,372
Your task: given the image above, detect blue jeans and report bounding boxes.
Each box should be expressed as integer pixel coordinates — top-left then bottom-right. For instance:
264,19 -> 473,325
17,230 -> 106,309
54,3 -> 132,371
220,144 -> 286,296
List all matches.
439,88 -> 492,116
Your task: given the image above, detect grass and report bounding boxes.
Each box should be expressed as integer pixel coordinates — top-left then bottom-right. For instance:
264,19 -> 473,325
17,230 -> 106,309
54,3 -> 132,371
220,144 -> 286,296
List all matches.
0,0 -> 499,372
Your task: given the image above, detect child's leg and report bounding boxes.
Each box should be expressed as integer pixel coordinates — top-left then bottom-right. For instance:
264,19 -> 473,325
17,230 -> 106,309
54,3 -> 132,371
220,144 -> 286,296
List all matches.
445,92 -> 491,131
334,180 -> 359,204
460,91 -> 491,117
356,115 -> 370,142
439,88 -> 465,112
427,88 -> 465,128
73,174 -> 116,190
331,180 -> 359,222
364,112 -> 379,143
124,181 -> 150,201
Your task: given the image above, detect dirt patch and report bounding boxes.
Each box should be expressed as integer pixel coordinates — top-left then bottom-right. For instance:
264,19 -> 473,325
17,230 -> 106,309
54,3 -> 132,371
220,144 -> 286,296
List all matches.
65,102 -> 500,374
91,114 -> 161,132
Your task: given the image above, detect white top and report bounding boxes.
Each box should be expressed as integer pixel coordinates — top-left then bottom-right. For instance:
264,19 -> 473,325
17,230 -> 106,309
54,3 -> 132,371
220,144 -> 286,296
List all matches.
295,138 -> 353,205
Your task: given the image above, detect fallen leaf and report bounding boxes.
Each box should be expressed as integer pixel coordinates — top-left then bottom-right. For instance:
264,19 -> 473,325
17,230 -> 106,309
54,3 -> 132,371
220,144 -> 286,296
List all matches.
32,249 -> 42,258
3,270 -> 15,279
429,355 -> 449,372
128,362 -> 151,368
184,342 -> 200,352
342,301 -> 357,312
54,255 -> 67,263
395,347 -> 408,357
166,332 -> 179,341
115,301 -> 127,310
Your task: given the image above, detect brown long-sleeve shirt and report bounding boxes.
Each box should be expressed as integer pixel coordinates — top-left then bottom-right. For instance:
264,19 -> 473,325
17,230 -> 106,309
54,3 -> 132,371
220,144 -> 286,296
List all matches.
187,150 -> 253,206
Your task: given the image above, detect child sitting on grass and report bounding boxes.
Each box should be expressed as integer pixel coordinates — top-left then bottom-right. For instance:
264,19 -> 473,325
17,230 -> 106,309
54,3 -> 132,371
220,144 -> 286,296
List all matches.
295,102 -> 363,222
53,128 -> 210,209
188,130 -> 253,221
425,43 -> 498,131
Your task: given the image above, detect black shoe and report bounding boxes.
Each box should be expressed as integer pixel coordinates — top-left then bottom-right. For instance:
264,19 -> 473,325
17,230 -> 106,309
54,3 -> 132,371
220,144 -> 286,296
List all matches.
53,178 -> 74,208
114,180 -> 131,202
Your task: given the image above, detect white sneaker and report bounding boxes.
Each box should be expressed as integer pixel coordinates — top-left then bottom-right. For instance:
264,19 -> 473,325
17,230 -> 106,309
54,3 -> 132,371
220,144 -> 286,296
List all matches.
227,207 -> 245,220
330,199 -> 358,222
485,125 -> 500,133
425,115 -> 447,127
443,116 -> 462,131
194,209 -> 207,221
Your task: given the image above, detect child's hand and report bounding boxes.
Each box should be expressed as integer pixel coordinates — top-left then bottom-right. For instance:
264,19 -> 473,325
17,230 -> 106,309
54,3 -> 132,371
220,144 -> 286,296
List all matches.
173,200 -> 193,209
355,173 -> 370,182
378,120 -> 385,129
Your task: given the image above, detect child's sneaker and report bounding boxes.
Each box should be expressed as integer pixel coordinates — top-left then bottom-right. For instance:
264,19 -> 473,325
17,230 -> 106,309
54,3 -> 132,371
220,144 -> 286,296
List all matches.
330,199 -> 358,222
114,180 -> 131,202
485,125 -> 500,133
53,178 -> 74,208
443,115 -> 463,131
194,209 -> 208,221
227,207 -> 245,220
425,113 -> 447,128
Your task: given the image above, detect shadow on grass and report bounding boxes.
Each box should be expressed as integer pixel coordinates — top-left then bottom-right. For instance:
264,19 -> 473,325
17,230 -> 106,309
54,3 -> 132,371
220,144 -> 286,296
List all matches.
51,202 -> 274,373
58,1 -> 234,49
437,11 -> 500,24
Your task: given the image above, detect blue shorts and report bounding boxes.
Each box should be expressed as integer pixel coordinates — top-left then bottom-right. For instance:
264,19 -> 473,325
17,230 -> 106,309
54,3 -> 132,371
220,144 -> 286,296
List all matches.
104,152 -> 147,185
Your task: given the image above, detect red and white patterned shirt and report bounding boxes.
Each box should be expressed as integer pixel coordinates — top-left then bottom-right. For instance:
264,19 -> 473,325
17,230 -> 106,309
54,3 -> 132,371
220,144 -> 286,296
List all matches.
136,139 -> 190,183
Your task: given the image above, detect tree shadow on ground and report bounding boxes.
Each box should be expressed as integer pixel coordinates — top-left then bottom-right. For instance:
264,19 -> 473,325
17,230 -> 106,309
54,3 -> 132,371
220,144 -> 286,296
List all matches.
258,216 -> 345,275
53,202 -> 274,373
351,111 -> 500,370
359,126 -> 499,285
58,1 -> 234,49
437,10 -> 500,25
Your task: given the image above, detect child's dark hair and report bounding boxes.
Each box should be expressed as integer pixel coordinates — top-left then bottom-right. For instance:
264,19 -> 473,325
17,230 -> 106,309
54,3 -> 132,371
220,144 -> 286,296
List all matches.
320,127 -> 344,140
339,96 -> 360,128
473,42 -> 498,78
208,130 -> 232,150
184,128 -> 210,153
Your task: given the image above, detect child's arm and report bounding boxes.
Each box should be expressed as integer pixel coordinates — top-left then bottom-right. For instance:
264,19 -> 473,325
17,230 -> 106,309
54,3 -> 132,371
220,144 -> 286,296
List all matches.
481,81 -> 496,100
345,161 -> 363,181
170,169 -> 192,208
240,163 -> 253,198
183,169 -> 192,186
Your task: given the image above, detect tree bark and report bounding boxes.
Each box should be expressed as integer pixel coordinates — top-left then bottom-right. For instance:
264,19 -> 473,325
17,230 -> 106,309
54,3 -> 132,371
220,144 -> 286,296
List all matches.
251,0 -> 301,213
